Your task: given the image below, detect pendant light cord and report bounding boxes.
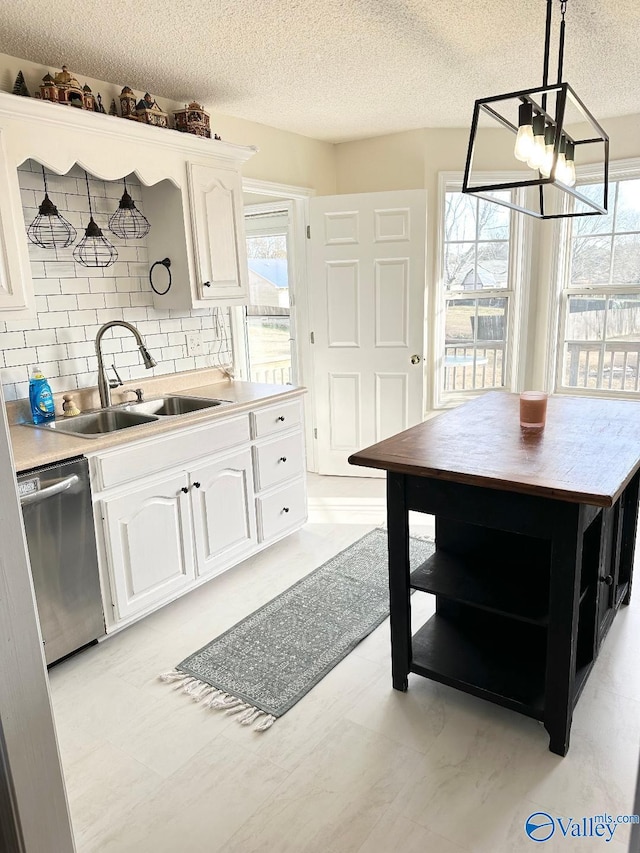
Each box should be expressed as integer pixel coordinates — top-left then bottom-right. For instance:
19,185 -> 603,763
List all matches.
84,171 -> 94,218
41,164 -> 49,196
557,0 -> 567,85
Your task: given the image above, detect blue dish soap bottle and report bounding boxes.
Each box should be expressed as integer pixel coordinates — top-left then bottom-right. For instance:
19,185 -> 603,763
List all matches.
29,366 -> 56,425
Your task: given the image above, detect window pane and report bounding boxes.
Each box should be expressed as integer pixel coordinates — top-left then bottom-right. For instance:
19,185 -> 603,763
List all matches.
573,183 -> 615,235
478,195 -> 511,240
445,193 -> 476,242
612,234 -> 640,286
246,316 -> 291,384
444,242 -> 476,290
476,241 -> 509,287
562,294 -> 640,392
615,180 -> 640,233
246,235 -> 290,309
570,236 -> 611,286
444,297 -> 506,392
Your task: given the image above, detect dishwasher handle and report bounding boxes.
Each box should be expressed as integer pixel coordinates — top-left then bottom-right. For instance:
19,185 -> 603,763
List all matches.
19,474 -> 80,507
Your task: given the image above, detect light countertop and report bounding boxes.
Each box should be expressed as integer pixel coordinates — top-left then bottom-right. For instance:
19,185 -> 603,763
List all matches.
8,368 -> 305,473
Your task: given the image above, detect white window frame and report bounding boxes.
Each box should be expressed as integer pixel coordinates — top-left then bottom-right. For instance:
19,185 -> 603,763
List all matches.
432,172 -> 532,409
552,158 -> 640,399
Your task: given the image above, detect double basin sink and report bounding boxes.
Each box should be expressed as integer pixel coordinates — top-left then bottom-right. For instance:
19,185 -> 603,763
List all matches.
28,395 -> 232,439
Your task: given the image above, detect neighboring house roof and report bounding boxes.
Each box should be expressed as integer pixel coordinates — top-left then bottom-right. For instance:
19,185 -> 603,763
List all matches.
247,258 -> 288,288
461,266 -> 496,288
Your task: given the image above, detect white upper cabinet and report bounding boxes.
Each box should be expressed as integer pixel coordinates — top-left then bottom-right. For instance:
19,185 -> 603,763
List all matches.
0,91 -> 257,318
0,129 -> 36,318
188,163 -> 250,305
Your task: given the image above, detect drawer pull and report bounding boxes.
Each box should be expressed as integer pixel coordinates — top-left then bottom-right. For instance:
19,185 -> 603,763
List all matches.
181,487 -> 189,494
193,482 -> 201,489
278,456 -> 287,463
282,506 -> 290,513
276,416 -> 285,422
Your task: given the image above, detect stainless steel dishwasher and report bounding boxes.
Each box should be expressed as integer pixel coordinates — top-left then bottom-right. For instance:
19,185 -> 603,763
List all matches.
17,456 -> 105,666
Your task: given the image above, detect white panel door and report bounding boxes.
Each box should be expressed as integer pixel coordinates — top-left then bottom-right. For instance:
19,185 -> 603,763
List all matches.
188,162 -> 249,304
191,449 -> 257,578
102,473 -> 195,620
310,191 -> 427,475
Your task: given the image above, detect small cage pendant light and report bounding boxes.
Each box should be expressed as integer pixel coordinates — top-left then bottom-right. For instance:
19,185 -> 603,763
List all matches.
27,166 -> 77,249
108,177 -> 151,239
73,172 -> 118,268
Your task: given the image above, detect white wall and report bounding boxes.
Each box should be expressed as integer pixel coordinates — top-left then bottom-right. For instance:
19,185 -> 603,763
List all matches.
0,161 -> 231,401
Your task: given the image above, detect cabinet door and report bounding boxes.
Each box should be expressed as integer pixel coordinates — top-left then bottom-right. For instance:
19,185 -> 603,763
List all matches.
191,449 -> 257,577
0,129 -> 35,317
102,473 -> 195,621
188,162 -> 249,304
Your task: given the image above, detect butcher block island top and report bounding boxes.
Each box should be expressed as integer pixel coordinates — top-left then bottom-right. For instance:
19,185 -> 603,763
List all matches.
349,391 -> 640,507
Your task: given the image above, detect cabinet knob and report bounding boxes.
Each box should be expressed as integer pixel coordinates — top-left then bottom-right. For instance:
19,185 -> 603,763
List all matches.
193,482 -> 201,489
276,416 -> 285,422
203,281 -> 211,288
181,487 -> 189,494
282,506 -> 290,513
279,456 -> 287,463
600,574 -> 614,586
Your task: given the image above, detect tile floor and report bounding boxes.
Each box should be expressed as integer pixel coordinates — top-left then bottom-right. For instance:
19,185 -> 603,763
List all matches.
48,475 -> 640,853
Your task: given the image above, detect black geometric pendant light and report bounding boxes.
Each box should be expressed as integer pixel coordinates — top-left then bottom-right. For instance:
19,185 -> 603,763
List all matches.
462,0 -> 609,219
108,177 -> 151,239
73,172 -> 118,268
26,166 -> 77,249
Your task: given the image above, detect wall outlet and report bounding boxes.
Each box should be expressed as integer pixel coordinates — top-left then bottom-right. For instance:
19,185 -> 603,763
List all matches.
186,332 -> 204,356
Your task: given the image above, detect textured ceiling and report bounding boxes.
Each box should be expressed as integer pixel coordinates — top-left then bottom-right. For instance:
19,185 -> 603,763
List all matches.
0,0 -> 636,142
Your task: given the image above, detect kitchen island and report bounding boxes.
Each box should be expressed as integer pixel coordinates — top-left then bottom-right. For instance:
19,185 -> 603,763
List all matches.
349,392 -> 640,755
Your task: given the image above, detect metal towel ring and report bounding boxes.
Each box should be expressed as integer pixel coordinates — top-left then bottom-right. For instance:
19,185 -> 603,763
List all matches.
149,257 -> 172,295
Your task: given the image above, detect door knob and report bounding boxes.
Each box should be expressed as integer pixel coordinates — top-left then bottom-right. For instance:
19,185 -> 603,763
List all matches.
203,281 -> 211,288
410,354 -> 422,365
193,482 -> 201,489
600,574 -> 614,586
181,487 -> 188,494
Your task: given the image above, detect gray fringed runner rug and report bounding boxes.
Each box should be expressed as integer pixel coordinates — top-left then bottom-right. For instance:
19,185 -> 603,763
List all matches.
160,528 -> 434,731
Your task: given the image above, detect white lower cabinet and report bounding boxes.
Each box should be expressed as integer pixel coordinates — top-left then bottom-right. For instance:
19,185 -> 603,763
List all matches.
94,396 -> 308,629
191,449 -> 257,578
102,472 -> 195,620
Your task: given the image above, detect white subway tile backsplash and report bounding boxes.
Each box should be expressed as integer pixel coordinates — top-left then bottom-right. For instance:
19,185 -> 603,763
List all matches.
36,344 -> 67,362
74,309 -> 99,326
4,347 -> 37,367
58,357 -> 89,376
2,166 -> 232,399
38,311 -> 70,330
26,330 -> 56,347
44,261 -> 77,279
34,278 -> 62,296
0,331 -> 27,349
77,294 -> 106,310
47,295 -> 79,312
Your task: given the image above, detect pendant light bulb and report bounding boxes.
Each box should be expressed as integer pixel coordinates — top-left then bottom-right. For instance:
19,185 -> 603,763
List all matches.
564,141 -> 577,187
514,102 -> 535,163
539,126 -> 556,179
555,137 -> 571,185
526,115 -> 547,170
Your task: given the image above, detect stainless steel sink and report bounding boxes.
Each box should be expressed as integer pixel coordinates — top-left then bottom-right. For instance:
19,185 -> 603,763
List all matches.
22,395 -> 232,439
122,395 -> 231,417
25,409 -> 159,438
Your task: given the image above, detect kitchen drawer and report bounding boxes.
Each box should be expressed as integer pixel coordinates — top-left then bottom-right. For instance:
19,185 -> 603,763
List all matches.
256,478 -> 307,542
93,415 -> 251,490
251,399 -> 302,439
253,431 -> 305,492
